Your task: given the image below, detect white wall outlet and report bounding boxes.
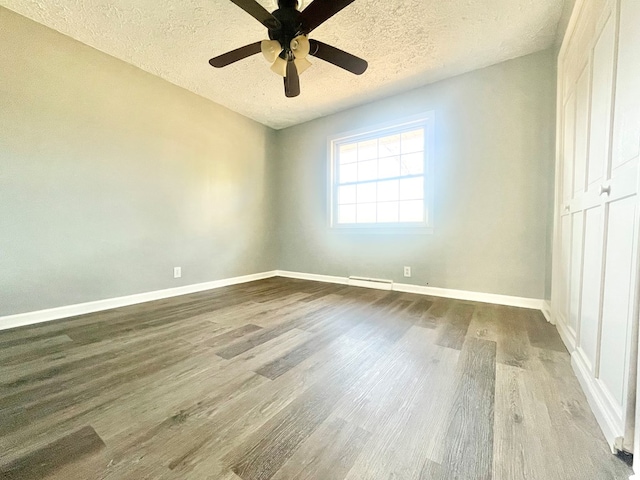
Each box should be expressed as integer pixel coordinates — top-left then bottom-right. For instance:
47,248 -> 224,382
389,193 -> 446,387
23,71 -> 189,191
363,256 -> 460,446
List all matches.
173,267 -> 182,278
404,266 -> 411,277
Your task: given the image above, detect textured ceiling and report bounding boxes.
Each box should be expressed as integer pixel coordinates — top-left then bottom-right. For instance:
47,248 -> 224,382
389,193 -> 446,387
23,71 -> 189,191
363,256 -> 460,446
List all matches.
2,0 -> 565,129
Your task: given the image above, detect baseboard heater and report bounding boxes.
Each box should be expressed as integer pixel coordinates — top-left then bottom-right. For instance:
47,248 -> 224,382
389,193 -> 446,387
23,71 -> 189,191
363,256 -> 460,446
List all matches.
348,276 -> 394,291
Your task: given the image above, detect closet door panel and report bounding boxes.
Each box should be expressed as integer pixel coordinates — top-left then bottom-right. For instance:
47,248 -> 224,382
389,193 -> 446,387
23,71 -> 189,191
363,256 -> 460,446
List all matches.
563,93 -> 577,204
599,196 -> 637,409
562,0 -> 610,100
574,65 -> 591,196
558,214 -> 573,327
569,212 -> 584,336
579,206 -> 604,371
587,14 -> 616,187
611,0 -> 640,170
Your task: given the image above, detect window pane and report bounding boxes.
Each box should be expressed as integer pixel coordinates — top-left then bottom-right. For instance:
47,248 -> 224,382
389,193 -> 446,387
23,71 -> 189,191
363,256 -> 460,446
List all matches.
377,201 -> 399,223
338,185 -> 356,204
400,152 -> 424,175
358,139 -> 377,160
378,156 -> 400,179
400,177 -> 423,200
332,121 -> 430,228
401,129 -> 424,154
378,179 -> 399,202
339,144 -> 358,164
358,160 -> 378,181
338,204 -> 356,224
339,163 -> 357,184
399,200 -> 424,222
357,203 -> 376,223
378,134 -> 401,157
357,183 -> 376,203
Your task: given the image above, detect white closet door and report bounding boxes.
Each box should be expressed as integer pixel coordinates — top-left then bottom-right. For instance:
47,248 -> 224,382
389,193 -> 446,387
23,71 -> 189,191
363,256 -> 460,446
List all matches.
554,0 -> 640,453
556,92 -> 577,332
567,63 -> 591,345
599,0 -> 640,437
611,0 -> 640,461
576,9 -> 617,379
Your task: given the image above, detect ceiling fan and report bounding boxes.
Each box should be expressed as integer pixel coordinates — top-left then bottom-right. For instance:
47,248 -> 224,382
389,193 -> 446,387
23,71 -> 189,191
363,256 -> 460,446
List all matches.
209,0 -> 368,98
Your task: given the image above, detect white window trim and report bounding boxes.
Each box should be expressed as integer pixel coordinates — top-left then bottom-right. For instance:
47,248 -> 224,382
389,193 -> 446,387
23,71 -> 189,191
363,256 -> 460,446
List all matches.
327,113 -> 435,234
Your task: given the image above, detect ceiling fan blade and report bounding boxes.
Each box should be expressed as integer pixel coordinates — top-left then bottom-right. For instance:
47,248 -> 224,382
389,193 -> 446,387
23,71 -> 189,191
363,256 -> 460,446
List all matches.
300,0 -> 356,33
284,56 -> 300,98
209,42 -> 262,68
229,0 -> 281,30
309,40 -> 367,75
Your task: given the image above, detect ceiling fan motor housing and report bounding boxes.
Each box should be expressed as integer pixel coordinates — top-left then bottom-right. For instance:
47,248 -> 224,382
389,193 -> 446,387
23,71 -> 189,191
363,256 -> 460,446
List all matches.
268,3 -> 304,56
277,0 -> 299,8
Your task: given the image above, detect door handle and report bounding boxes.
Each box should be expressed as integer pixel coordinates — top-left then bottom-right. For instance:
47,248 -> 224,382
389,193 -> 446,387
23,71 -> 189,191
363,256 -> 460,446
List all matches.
600,184 -> 611,196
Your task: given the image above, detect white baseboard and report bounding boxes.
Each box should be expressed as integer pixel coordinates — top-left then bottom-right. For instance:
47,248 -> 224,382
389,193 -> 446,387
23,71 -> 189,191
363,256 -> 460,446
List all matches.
393,282 -> 544,310
555,317 -> 577,353
0,271 -> 278,331
276,270 -> 544,311
348,276 -> 393,291
541,300 -> 553,324
571,351 -> 623,451
276,270 -> 349,285
0,269 -> 546,332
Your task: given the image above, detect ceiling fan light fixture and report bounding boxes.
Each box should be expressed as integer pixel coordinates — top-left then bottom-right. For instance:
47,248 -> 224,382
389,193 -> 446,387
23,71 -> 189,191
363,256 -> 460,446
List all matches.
261,39 -> 282,63
294,57 -> 312,75
290,35 -> 310,59
270,56 -> 288,76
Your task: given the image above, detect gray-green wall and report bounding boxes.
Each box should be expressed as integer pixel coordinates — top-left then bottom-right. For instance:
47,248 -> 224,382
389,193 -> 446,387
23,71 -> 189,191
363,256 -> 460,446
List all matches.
0,7 -> 277,316
274,50 -> 556,300
1,6 -> 557,317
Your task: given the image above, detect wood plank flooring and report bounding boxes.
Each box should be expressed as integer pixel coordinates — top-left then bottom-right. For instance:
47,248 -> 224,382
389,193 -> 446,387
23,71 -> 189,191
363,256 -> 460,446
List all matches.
0,277 -> 632,479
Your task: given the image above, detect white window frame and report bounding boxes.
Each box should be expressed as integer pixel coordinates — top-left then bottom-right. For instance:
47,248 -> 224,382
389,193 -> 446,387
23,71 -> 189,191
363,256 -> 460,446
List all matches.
327,113 -> 435,234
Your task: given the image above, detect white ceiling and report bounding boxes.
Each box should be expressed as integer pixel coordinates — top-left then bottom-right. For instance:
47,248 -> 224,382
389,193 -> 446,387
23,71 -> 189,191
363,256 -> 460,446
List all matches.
2,0 -> 565,129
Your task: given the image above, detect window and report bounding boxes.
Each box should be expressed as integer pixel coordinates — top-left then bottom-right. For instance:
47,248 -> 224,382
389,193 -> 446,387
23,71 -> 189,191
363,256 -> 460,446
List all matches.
329,115 -> 434,232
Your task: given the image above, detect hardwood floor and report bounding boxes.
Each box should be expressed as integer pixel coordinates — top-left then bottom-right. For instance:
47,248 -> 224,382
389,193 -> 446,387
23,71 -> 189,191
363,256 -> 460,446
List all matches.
0,278 -> 632,479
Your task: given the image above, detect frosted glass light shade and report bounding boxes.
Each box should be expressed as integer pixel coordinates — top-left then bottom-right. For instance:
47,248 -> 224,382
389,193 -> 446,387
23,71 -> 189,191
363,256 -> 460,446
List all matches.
295,57 -> 312,75
290,35 -> 310,58
261,40 -> 282,63
270,56 -> 287,76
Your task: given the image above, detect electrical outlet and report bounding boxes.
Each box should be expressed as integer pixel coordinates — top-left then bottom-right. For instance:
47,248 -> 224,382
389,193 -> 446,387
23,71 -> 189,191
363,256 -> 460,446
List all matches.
404,266 -> 411,277
173,267 -> 182,278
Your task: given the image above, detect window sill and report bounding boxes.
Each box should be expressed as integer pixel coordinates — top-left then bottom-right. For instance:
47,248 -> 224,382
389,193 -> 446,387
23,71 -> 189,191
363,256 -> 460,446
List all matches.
329,225 -> 434,235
